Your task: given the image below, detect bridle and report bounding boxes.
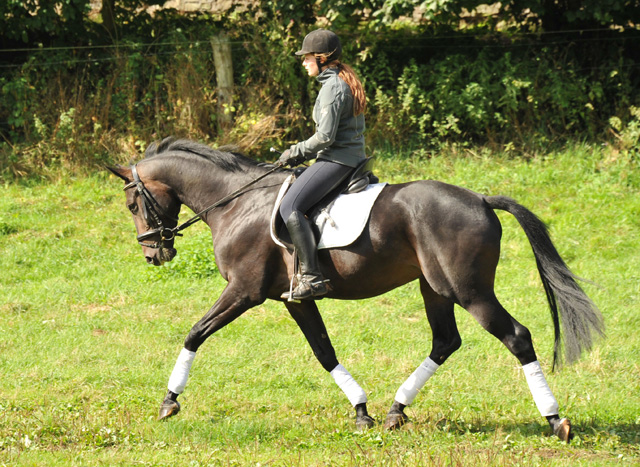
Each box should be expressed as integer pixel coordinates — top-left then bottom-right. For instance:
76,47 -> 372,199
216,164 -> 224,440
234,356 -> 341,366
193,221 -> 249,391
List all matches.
124,165 -> 180,249
123,162 -> 283,249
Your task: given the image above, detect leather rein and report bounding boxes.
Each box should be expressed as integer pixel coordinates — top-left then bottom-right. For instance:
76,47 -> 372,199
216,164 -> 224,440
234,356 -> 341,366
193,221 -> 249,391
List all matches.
124,163 -> 283,249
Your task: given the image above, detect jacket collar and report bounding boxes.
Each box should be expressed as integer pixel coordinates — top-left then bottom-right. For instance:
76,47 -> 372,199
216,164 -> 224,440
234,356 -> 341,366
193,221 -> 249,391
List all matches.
316,66 -> 339,84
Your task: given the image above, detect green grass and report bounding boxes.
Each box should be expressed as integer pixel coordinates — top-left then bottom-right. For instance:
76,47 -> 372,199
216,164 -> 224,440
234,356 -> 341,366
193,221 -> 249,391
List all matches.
1,145 -> 638,466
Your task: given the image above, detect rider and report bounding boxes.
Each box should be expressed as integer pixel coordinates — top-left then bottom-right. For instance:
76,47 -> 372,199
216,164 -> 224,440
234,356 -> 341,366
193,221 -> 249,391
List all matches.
278,28 -> 367,301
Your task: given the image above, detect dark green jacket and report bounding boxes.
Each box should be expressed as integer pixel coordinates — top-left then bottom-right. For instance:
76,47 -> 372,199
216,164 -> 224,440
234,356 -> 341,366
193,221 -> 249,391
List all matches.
289,67 -> 366,168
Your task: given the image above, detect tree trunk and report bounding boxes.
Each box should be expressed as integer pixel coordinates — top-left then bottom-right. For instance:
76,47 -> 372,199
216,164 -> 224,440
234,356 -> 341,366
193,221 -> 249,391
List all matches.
101,0 -> 116,39
210,32 -> 235,132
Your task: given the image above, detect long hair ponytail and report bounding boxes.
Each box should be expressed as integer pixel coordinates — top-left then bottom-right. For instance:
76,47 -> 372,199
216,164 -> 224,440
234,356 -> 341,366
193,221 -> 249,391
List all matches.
337,63 -> 366,116
315,54 -> 367,116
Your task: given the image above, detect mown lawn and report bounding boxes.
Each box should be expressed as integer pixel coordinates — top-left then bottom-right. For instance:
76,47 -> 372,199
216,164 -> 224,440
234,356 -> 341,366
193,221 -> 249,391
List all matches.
0,145 -> 638,466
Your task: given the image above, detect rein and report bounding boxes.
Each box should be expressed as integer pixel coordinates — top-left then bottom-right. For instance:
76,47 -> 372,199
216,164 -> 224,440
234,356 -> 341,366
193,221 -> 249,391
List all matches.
124,162 -> 283,248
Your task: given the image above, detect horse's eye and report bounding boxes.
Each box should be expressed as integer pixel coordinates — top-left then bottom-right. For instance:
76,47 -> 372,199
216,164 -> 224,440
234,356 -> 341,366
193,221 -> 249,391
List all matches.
128,203 -> 139,214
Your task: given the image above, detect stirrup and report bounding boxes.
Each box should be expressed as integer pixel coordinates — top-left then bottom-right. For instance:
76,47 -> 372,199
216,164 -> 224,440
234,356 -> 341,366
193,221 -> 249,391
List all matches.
281,275 -> 329,301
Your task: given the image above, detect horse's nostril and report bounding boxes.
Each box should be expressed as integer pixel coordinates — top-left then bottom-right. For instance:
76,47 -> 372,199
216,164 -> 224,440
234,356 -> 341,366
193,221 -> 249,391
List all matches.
145,256 -> 154,264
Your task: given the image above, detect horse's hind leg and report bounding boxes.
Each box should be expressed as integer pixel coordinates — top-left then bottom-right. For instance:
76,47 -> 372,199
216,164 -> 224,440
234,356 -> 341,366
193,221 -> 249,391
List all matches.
285,300 -> 374,431
466,295 -> 573,442
385,278 -> 461,430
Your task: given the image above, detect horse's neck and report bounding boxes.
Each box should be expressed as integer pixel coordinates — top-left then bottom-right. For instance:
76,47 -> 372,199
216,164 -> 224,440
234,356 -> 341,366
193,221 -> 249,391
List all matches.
176,171 -> 238,214
155,158 -> 277,217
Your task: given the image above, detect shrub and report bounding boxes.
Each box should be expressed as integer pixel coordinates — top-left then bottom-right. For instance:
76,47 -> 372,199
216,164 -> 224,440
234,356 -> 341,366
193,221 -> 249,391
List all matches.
0,17 -> 638,176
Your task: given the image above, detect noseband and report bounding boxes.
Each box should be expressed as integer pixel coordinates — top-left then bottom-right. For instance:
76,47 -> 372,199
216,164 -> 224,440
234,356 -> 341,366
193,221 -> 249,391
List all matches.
123,165 -> 180,249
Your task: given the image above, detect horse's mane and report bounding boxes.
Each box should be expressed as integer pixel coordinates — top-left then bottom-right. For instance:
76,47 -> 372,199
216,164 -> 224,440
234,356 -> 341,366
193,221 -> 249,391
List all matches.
144,137 -> 262,173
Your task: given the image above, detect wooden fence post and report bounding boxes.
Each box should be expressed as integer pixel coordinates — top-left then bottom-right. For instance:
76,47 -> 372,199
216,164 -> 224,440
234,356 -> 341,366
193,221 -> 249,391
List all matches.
210,32 -> 234,131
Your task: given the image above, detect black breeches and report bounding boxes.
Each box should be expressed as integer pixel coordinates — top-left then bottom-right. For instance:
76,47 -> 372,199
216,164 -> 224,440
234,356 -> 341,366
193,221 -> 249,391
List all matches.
279,159 -> 353,222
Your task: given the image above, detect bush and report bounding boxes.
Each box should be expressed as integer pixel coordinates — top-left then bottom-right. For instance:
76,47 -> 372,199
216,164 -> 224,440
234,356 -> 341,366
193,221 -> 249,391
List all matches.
0,15 -> 638,177
362,33 -> 638,151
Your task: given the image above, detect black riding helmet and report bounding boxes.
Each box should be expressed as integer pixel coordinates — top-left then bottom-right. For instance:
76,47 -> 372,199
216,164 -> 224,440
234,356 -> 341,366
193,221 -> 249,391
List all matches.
295,29 -> 342,70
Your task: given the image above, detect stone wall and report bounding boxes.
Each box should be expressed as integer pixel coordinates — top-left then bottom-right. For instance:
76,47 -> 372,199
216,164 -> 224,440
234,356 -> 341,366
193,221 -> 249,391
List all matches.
90,0 -> 252,15
163,0 -> 243,13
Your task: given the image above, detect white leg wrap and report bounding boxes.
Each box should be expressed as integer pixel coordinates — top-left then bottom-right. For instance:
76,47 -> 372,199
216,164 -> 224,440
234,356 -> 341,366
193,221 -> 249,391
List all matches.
167,348 -> 196,394
523,361 -> 559,417
395,357 -> 440,406
330,364 -> 367,407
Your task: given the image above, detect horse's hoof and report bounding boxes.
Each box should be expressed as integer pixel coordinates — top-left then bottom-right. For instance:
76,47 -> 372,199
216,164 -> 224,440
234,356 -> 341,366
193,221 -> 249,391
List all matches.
158,399 -> 181,421
356,414 -> 375,431
383,412 -> 409,431
552,417 -> 573,443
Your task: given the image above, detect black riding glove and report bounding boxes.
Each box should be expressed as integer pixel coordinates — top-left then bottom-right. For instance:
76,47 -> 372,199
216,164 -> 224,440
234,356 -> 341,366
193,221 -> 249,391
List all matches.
277,146 -> 306,167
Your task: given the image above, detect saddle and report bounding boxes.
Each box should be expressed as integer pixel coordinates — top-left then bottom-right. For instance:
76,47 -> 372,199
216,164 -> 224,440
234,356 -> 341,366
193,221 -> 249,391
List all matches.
271,157 -> 382,250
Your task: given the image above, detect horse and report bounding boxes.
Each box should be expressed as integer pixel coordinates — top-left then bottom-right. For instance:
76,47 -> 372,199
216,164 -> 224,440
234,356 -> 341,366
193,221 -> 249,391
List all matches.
108,137 -> 604,442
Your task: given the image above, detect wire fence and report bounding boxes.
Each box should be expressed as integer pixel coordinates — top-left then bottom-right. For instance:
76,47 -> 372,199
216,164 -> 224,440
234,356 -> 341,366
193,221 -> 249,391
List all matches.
1,25 -> 638,69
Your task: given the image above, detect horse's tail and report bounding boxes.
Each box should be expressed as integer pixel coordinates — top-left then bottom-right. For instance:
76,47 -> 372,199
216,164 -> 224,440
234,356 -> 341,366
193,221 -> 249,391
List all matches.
485,195 -> 605,370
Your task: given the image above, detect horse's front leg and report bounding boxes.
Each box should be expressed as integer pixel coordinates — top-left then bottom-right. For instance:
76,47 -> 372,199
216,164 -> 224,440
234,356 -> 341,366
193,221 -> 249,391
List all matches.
284,301 -> 374,431
158,284 -> 263,420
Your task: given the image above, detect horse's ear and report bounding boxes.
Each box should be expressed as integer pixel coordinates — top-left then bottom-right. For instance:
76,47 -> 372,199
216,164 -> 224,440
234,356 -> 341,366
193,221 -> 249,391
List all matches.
106,165 -> 131,183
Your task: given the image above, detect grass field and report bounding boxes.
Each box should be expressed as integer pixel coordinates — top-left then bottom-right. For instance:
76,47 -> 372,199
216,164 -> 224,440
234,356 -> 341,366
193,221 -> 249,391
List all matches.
1,145 -> 638,466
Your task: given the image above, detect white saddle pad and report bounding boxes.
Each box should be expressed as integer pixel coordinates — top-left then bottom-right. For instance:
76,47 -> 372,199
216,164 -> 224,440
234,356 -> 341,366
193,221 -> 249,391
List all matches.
270,174 -> 387,250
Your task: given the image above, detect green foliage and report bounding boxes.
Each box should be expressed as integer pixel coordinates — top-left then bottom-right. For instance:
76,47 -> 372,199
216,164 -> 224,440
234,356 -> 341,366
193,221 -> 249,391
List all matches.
1,2 -> 640,177
503,0 -> 640,30
1,74 -> 36,131
610,105 -> 640,153
0,0 -> 91,44
0,20 -> 227,175
363,40 -> 637,149
310,0 -> 640,31
0,0 -> 173,47
146,230 -> 218,280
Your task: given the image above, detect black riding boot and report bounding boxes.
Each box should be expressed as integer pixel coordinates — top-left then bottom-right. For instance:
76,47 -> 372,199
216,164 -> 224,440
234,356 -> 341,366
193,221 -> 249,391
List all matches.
281,211 -> 329,300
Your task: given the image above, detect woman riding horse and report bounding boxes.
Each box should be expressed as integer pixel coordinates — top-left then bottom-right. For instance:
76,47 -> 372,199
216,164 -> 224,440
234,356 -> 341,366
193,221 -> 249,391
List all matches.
277,29 -> 368,301
107,31 -> 604,443
109,138 -> 603,441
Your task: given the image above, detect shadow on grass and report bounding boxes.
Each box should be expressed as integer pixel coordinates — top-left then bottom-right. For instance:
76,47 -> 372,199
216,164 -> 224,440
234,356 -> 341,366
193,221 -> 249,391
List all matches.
400,414 -> 640,447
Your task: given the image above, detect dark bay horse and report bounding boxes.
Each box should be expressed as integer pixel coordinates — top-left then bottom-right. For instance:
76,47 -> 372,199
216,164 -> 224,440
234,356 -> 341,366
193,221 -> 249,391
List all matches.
108,138 -> 604,441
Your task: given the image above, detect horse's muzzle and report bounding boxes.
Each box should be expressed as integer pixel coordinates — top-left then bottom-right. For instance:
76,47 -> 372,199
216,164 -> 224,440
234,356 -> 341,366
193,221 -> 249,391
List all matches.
146,247 -> 177,266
